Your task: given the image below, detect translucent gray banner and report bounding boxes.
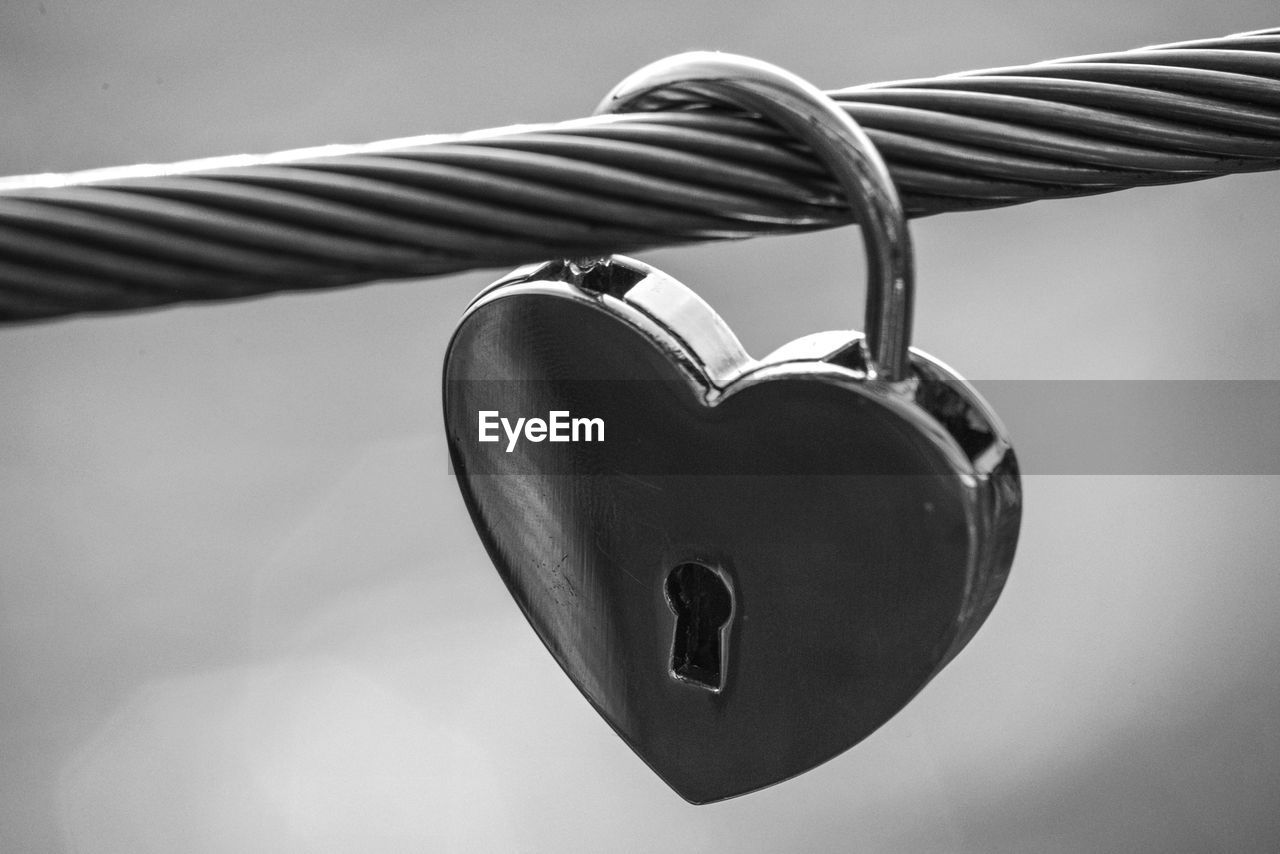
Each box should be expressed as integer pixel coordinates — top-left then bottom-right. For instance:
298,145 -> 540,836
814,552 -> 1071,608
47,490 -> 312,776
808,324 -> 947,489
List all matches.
978,380 -> 1280,475
444,380 -> 1280,475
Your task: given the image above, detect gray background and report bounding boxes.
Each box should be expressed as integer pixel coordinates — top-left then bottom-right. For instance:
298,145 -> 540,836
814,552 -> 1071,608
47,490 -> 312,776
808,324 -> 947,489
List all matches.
3,2 -> 1280,851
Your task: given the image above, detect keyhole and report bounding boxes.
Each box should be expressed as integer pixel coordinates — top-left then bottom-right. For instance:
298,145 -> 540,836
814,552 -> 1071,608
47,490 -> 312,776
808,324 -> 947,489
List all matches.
665,563 -> 733,691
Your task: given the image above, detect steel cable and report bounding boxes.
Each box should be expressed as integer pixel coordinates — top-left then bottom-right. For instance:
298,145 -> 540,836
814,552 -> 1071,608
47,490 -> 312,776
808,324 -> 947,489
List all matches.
2,27 -> 1279,322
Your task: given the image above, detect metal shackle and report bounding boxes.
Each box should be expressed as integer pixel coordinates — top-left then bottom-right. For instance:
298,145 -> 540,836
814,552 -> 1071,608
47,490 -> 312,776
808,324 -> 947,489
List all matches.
595,52 -> 915,382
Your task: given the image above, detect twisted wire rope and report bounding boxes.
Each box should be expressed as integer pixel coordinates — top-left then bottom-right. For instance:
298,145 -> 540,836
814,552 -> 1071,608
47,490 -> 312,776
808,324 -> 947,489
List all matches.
2,27 -> 1280,322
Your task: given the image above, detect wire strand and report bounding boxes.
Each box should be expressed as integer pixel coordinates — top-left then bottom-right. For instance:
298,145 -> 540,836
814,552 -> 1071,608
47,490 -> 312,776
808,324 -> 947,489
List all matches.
3,28 -> 1280,322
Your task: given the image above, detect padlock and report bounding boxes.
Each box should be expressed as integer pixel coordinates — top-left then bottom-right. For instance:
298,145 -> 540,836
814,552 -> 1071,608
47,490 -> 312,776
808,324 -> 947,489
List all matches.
442,53 -> 1021,803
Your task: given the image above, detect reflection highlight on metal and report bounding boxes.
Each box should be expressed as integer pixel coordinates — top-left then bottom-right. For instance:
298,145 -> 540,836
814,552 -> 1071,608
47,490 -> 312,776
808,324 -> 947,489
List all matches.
444,53 -> 1023,804
597,51 -> 914,381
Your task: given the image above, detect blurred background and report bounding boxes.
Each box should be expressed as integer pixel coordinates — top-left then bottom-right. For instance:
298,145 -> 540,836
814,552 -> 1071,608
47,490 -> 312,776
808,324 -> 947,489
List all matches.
3,1 -> 1280,851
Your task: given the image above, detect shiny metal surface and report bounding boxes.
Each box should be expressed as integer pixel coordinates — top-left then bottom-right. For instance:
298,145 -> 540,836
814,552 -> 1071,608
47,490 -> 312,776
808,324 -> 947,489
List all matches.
444,257 -> 1021,803
444,54 -> 1021,803
598,52 -> 914,382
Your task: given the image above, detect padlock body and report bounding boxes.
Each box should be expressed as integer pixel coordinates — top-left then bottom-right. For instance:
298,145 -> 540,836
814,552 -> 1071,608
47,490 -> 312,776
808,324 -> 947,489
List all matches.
443,256 -> 1020,803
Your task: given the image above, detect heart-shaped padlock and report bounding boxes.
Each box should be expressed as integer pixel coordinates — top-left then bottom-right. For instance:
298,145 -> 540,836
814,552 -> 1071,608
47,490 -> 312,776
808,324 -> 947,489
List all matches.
443,53 -> 1021,804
